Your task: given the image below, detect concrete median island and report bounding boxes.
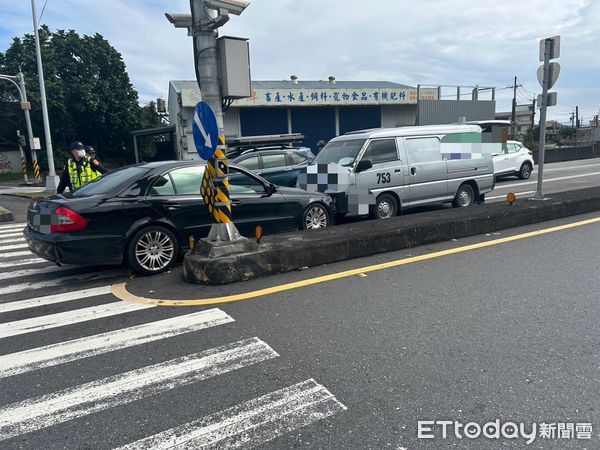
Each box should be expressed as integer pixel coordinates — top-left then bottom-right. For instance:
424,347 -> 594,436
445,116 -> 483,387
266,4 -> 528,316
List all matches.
0,206 -> 14,223
183,186 -> 600,285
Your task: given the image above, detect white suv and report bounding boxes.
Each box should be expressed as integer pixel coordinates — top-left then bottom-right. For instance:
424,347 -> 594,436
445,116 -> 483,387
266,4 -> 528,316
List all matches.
493,140 -> 535,179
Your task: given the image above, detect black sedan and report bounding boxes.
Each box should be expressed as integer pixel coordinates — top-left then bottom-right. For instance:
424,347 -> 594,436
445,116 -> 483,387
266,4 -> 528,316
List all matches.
24,161 -> 333,275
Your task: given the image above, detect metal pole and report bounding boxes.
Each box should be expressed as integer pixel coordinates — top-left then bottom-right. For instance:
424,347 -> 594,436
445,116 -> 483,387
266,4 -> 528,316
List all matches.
533,39 -> 551,200
16,131 -> 29,184
17,71 -> 40,182
416,84 -> 420,125
530,97 -> 536,132
511,76 -> 517,138
133,135 -> 140,163
191,0 -> 242,242
31,0 -> 59,191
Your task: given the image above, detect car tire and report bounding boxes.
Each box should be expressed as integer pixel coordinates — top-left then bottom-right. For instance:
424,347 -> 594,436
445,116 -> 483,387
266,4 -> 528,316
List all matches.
518,162 -> 533,180
452,183 -> 475,208
127,225 -> 179,275
370,193 -> 398,219
300,203 -> 330,230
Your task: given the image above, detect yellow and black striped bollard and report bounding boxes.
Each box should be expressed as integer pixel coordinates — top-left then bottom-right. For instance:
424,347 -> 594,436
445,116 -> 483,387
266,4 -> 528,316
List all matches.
32,159 -> 41,182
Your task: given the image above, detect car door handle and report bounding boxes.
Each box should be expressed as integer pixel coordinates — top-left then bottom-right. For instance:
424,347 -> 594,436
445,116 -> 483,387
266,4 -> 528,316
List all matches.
410,167 -> 416,175
231,199 -> 242,206
166,203 -> 181,210
394,168 -> 402,173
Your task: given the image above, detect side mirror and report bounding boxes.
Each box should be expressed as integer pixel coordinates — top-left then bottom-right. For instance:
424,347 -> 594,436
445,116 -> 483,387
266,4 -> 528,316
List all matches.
266,183 -> 277,194
355,159 -> 373,173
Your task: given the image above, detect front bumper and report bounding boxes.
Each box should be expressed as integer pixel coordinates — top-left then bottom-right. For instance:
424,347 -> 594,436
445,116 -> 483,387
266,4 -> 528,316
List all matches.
23,227 -> 125,266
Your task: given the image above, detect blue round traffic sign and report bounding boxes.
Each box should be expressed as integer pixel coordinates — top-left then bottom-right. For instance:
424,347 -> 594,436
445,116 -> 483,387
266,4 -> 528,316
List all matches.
192,102 -> 219,160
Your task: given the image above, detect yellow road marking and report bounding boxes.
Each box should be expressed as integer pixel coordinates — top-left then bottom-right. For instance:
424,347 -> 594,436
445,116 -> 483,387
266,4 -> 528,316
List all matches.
112,216 -> 600,307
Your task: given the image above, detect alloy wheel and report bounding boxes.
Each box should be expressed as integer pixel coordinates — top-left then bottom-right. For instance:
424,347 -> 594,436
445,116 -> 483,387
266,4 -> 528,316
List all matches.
135,230 -> 175,272
305,206 -> 328,229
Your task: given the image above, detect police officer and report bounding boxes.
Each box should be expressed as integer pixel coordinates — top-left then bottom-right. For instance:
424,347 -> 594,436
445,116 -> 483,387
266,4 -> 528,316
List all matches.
57,141 -> 107,194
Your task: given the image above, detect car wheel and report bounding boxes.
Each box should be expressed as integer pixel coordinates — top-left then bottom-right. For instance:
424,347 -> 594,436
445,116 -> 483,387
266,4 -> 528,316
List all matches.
371,193 -> 398,219
452,183 -> 475,208
127,225 -> 179,275
301,203 -> 330,230
518,162 -> 533,180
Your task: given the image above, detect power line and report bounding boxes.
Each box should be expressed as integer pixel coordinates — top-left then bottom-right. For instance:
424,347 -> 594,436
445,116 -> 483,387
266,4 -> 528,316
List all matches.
38,0 -> 49,23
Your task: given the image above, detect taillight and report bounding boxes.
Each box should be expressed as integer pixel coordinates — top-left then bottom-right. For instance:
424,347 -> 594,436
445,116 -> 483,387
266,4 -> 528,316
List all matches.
51,206 -> 87,233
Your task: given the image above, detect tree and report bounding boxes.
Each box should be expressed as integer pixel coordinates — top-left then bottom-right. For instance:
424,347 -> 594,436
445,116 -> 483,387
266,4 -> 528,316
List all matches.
522,125 -> 540,150
0,26 -> 145,168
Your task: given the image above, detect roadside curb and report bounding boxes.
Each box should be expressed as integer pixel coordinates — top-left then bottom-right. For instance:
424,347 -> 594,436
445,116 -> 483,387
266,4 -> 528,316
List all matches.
0,206 -> 14,223
183,186 -> 600,285
114,215 -> 600,306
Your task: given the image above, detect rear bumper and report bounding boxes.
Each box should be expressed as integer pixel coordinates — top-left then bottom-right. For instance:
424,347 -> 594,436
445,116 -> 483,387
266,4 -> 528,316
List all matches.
23,227 -> 125,266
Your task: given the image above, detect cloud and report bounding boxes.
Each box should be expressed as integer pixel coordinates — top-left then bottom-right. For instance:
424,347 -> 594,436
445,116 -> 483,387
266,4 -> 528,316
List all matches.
1,0 -> 598,122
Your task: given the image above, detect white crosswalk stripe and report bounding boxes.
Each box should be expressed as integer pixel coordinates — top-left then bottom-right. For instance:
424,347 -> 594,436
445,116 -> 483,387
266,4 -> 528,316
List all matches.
0,237 -> 25,245
0,269 -> 123,296
0,308 -> 234,379
0,243 -> 28,251
0,257 -> 46,269
0,223 -> 26,231
0,286 -> 112,313
0,251 -> 346,447
0,300 -> 153,338
0,338 -> 279,441
117,379 -> 347,450
0,250 -> 34,259
0,230 -> 24,236
0,235 -> 26,243
0,264 -> 73,281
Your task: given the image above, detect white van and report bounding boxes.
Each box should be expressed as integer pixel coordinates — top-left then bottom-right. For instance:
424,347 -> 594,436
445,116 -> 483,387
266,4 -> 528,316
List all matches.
297,124 -> 496,219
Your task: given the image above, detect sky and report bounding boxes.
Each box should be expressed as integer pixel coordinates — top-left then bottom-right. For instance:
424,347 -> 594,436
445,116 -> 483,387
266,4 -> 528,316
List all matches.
1,0 -> 599,125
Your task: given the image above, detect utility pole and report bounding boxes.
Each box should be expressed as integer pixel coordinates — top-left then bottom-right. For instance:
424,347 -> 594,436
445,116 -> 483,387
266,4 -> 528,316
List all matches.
511,76 -> 517,138
31,0 -> 59,191
530,97 -> 536,132
166,0 -> 251,248
17,71 -> 40,182
0,71 -> 40,183
575,105 -> 579,128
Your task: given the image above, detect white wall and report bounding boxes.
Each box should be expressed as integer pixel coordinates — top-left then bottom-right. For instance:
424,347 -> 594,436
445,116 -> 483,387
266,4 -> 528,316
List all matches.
0,150 -> 22,174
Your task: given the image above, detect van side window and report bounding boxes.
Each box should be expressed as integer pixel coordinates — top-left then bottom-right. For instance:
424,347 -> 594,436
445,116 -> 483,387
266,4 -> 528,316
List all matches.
405,137 -> 441,164
361,139 -> 398,164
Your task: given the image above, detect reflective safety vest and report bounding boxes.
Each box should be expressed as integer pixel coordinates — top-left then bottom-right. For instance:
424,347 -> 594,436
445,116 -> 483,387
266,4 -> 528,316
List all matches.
67,156 -> 102,190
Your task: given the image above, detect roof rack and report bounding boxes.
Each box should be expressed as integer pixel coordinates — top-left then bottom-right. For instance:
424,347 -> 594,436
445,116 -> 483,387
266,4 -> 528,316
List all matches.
228,133 -> 305,148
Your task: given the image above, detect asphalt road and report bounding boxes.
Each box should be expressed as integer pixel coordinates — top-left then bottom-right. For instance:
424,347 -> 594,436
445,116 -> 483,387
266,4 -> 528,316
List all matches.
2,210 -> 600,448
489,157 -> 600,202
1,159 -> 600,448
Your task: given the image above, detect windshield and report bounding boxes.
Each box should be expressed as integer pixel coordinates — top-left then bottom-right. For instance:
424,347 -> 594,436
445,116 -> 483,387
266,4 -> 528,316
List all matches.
73,166 -> 148,197
313,139 -> 366,166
